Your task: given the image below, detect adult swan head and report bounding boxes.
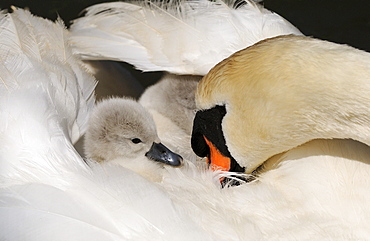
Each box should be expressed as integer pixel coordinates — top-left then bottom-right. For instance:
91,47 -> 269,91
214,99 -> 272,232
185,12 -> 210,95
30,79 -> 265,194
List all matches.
192,35 -> 370,174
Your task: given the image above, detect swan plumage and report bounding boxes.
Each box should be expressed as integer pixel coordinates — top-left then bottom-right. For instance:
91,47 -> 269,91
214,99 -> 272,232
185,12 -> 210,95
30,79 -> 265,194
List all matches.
0,7 -> 96,179
69,0 -> 302,75
0,8 -> 211,240
165,139 -> 370,239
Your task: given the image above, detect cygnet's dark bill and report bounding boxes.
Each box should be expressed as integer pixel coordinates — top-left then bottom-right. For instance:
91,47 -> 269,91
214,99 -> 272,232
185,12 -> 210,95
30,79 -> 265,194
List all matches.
145,142 -> 183,167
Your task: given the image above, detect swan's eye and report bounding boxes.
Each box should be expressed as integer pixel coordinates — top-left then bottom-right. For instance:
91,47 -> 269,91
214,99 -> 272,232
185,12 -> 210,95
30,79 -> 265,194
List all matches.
131,138 -> 142,144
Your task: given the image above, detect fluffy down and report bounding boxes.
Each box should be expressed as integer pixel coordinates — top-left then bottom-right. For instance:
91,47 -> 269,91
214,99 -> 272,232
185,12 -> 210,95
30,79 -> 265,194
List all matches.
85,97 -> 178,182
139,74 -> 201,162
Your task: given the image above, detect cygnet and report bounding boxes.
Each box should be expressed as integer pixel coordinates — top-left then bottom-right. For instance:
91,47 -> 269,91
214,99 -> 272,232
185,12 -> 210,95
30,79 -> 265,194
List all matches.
84,97 -> 183,181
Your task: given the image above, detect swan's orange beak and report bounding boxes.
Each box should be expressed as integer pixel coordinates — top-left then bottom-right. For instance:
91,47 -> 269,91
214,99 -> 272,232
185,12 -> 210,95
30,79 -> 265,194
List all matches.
203,136 -> 231,171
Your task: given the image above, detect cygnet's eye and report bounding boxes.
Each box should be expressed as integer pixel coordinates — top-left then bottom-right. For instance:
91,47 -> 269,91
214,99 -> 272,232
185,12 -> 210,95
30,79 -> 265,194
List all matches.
131,138 -> 142,144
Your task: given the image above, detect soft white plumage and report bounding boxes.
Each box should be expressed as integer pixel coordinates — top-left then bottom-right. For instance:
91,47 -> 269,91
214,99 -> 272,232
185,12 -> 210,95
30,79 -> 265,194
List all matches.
163,139 -> 370,239
0,7 -> 95,179
0,8 -> 211,240
69,0 -> 302,75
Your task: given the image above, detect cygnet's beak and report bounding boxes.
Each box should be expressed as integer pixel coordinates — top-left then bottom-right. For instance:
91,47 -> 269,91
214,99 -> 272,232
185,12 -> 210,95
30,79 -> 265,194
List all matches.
145,142 -> 183,167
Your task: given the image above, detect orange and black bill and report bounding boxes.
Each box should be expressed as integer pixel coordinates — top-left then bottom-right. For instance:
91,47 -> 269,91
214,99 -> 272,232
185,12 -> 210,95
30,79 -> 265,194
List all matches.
191,105 -> 245,173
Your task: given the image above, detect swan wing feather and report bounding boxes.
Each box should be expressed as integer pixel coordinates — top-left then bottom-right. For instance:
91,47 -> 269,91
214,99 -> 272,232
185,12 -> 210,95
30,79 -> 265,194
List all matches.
69,0 -> 302,75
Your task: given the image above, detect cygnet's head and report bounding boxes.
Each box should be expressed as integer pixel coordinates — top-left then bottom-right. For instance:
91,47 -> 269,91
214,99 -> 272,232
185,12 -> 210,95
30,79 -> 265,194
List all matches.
84,97 -> 183,171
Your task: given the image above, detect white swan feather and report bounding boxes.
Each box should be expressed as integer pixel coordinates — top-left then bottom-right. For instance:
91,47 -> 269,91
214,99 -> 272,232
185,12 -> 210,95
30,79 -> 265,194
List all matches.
69,0 -> 302,75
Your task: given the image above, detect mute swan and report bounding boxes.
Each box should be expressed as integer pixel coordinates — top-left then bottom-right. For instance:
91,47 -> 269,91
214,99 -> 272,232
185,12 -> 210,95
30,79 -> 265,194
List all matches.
139,73 -> 201,162
188,34 -> 370,238
84,97 -> 183,182
192,34 -> 370,174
